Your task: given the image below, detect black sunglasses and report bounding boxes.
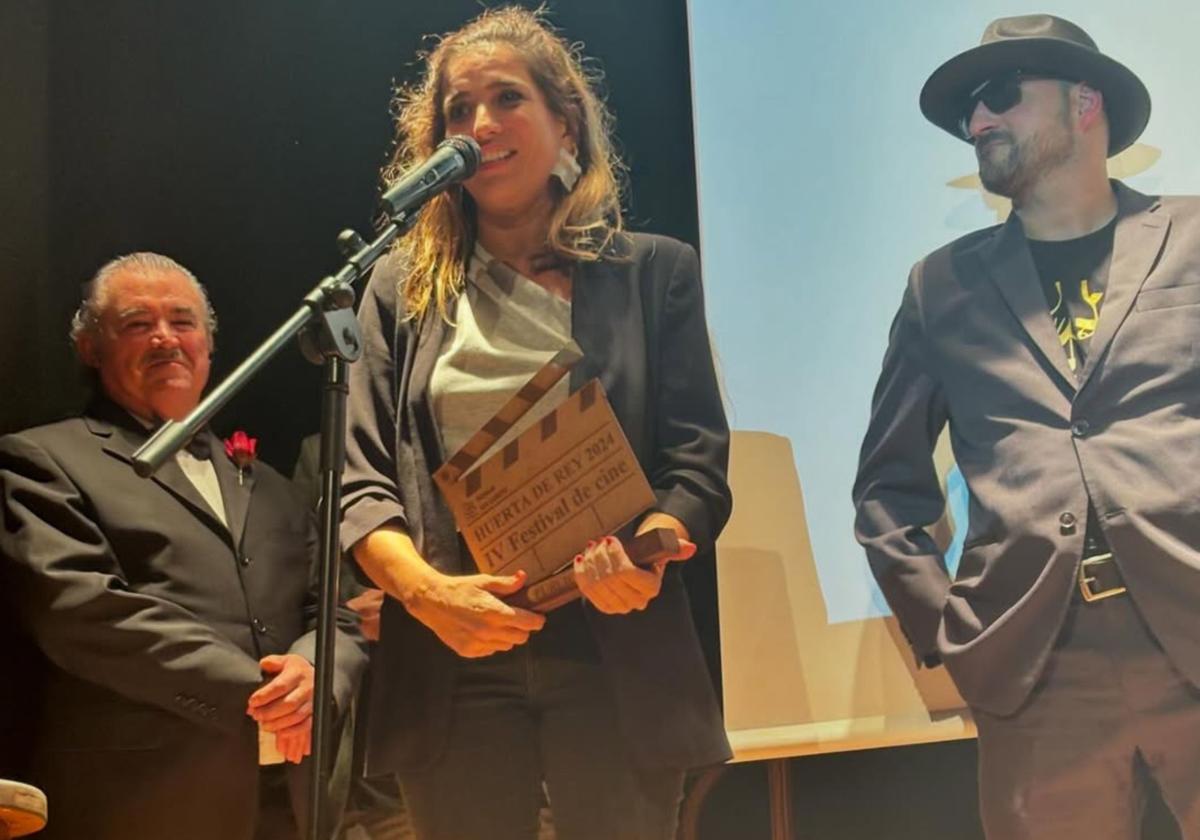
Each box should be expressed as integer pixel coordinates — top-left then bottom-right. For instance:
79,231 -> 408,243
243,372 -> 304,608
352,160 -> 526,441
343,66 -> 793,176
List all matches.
958,71 -> 1073,139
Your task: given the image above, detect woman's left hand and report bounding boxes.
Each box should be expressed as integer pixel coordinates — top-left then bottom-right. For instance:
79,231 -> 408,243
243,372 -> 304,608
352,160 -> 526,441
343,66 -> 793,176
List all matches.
574,534 -> 696,615
346,587 -> 385,642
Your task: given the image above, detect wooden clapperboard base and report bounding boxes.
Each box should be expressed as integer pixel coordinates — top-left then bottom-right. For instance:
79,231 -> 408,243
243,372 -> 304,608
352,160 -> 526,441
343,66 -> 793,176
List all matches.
433,345 -> 677,611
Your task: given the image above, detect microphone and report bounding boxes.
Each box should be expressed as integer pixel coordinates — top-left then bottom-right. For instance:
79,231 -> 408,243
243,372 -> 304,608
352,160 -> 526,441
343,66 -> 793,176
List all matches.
380,135 -> 481,217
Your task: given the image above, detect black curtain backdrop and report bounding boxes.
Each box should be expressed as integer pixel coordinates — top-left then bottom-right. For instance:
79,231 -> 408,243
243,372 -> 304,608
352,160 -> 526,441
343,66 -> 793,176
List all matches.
0,2 -> 1182,839
1,0 -> 700,452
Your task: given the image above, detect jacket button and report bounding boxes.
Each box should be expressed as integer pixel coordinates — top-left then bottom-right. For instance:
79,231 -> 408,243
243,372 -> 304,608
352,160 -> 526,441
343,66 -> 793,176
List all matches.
1070,419 -> 1090,437
240,555 -> 252,567
1059,512 -> 1077,535
252,618 -> 267,634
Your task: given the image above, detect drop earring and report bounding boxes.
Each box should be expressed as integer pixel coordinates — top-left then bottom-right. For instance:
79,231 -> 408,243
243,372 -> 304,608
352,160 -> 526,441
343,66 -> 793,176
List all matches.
550,146 -> 582,192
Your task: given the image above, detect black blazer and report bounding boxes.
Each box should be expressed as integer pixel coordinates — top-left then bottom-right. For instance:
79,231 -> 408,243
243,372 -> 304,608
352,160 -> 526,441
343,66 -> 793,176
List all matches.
342,231 -> 732,772
0,399 -> 367,840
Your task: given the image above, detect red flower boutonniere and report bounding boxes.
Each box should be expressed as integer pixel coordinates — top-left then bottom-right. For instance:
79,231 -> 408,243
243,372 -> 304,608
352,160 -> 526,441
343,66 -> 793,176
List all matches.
224,430 -> 258,485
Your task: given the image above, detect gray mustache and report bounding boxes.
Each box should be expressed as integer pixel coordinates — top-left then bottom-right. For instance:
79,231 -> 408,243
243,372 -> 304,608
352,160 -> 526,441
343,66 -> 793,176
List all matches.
145,349 -> 185,365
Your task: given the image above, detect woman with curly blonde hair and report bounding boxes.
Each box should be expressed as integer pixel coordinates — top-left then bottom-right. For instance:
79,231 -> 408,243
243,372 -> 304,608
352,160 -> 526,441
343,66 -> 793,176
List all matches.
383,5 -> 625,322
342,8 -> 731,839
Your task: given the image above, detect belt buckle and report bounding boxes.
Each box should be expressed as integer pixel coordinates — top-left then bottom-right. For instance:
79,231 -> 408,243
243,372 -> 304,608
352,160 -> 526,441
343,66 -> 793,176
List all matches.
1078,552 -> 1126,603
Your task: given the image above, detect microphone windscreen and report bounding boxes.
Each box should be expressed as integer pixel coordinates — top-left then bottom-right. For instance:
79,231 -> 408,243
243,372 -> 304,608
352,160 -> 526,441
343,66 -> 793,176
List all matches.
442,135 -> 481,177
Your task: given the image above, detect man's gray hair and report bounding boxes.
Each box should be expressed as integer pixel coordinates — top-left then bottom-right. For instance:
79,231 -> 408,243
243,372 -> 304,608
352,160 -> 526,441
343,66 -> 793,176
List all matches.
69,252 -> 218,347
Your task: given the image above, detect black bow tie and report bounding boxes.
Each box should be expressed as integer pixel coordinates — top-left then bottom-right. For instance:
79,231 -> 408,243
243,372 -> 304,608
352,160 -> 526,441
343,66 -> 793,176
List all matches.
183,433 -> 212,460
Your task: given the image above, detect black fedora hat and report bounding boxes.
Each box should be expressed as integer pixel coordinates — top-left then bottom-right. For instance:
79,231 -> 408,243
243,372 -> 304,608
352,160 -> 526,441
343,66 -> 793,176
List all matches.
920,14 -> 1150,156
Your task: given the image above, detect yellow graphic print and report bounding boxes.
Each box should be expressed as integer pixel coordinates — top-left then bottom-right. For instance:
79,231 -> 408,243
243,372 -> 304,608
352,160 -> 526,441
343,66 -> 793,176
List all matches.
1050,279 -> 1104,372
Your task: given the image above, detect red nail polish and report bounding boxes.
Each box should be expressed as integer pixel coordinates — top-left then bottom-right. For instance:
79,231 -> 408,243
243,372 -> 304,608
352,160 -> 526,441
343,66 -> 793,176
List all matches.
605,536 -> 617,546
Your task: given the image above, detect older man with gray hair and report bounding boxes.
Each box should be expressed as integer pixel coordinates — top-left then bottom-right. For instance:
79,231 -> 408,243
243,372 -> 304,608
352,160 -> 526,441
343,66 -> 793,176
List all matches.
0,252 -> 365,840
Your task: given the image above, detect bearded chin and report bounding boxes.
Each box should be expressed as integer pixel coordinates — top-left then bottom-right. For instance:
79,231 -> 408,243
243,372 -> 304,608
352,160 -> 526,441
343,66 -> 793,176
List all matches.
977,123 -> 1075,201
977,141 -> 1022,198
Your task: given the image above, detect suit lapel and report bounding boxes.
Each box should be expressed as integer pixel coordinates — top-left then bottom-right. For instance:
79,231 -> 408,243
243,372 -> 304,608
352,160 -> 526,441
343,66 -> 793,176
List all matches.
569,256 -> 617,391
1075,184 -> 1168,391
408,309 -> 449,470
85,410 -> 231,541
981,215 -> 1078,390
403,306 -> 456,565
211,431 -> 253,549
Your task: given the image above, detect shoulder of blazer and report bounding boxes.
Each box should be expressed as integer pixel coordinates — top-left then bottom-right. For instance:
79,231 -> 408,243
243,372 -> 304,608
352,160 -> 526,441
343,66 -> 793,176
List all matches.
610,230 -> 692,265
364,250 -> 407,300
2,415 -> 101,460
0,417 -> 126,511
584,232 -> 697,303
906,220 -> 1007,307
1153,192 -> 1200,223
920,221 -> 1003,273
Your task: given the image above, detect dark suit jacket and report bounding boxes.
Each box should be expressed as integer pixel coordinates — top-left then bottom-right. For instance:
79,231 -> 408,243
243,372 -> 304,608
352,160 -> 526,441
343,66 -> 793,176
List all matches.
341,231 -> 732,772
854,182 -> 1200,716
0,398 -> 367,840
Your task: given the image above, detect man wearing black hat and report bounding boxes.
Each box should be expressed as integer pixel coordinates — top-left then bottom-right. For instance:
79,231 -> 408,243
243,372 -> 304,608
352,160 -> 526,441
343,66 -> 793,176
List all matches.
854,14 -> 1200,838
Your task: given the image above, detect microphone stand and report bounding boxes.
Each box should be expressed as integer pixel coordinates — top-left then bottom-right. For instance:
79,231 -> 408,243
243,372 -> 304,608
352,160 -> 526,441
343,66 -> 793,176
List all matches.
133,209 -> 420,840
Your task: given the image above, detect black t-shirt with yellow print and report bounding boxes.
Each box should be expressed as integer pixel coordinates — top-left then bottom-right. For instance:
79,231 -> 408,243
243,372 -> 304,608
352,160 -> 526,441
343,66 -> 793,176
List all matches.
1028,217 -> 1118,374
1028,216 -> 1119,559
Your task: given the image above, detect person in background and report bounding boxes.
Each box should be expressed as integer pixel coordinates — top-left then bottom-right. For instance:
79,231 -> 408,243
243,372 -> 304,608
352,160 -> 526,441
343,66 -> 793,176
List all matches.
0,252 -> 366,840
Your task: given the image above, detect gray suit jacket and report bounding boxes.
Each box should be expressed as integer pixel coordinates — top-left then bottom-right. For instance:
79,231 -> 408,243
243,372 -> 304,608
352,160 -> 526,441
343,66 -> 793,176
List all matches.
854,182 -> 1200,716
0,398 -> 367,839
341,231 -> 732,772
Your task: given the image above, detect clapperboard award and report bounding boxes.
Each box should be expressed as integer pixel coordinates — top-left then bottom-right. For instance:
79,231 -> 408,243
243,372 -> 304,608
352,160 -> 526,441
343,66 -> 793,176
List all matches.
433,343 -> 679,612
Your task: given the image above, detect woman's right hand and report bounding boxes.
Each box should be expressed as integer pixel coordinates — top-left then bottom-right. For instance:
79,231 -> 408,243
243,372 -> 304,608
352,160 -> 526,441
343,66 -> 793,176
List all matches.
404,569 -> 546,658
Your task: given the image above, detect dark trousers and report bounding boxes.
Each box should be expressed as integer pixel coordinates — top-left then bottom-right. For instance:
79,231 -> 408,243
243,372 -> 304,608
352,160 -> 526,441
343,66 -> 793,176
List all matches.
32,731 -> 283,840
398,606 -> 684,840
974,591 -> 1200,839
258,763 -> 302,840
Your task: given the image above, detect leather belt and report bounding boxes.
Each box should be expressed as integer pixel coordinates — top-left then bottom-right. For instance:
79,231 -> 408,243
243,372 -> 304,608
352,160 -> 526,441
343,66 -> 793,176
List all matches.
1077,552 -> 1127,603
